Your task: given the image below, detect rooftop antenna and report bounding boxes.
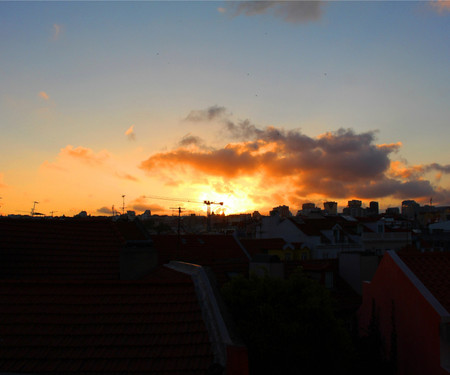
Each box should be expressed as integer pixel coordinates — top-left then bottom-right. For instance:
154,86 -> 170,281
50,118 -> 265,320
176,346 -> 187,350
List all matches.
170,206 -> 185,259
121,195 -> 126,215
50,211 -> 58,217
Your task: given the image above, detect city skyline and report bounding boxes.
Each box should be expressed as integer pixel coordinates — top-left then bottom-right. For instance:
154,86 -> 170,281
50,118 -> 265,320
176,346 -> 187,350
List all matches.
1,1 -> 449,217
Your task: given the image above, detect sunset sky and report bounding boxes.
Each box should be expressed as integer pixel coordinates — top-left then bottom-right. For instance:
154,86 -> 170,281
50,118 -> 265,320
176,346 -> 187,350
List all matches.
1,1 -> 449,217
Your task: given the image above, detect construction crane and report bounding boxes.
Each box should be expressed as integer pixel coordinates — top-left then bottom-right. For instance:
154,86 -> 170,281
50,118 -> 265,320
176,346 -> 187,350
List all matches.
30,201 -> 44,216
144,195 -> 223,214
144,195 -> 224,231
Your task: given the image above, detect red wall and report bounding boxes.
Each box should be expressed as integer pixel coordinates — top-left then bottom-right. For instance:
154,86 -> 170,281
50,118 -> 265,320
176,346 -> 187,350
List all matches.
358,253 -> 445,375
227,345 -> 249,375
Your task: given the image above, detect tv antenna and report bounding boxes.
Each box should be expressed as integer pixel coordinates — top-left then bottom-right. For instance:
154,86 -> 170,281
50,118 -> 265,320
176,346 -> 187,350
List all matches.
170,206 -> 186,235
121,195 -> 126,215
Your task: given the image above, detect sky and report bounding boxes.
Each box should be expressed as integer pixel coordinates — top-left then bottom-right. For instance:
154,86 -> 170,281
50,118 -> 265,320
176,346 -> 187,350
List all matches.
1,0 -> 449,217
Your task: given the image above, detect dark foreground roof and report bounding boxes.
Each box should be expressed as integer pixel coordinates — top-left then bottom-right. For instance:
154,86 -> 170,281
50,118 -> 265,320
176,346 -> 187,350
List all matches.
0,218 -> 125,280
152,234 -> 250,285
0,266 -> 214,375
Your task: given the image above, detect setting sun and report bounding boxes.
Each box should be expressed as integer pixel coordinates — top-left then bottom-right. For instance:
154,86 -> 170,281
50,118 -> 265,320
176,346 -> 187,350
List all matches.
197,191 -> 256,216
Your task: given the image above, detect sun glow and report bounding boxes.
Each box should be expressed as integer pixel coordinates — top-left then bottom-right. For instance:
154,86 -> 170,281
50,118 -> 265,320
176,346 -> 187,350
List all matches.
197,191 -> 255,215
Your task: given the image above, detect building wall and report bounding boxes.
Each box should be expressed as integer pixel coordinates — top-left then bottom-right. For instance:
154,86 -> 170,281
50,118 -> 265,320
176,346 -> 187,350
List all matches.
339,253 -> 379,295
358,253 -> 447,375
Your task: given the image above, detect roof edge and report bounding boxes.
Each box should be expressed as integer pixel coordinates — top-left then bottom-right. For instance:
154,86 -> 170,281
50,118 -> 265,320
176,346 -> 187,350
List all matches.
388,251 -> 450,318
232,232 -> 252,260
164,261 -> 233,366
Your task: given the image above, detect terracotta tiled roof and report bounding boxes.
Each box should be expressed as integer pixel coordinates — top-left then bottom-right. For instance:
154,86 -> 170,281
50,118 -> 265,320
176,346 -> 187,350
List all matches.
152,234 -> 249,285
0,266 -> 214,374
0,218 -> 125,280
398,252 -> 450,313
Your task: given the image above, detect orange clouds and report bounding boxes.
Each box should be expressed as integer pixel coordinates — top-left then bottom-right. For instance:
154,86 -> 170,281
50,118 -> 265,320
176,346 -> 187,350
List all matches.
42,145 -> 139,184
115,172 -> 139,182
60,145 -> 111,166
430,0 -> 450,13
389,161 -> 450,180
125,125 -> 136,140
139,106 -> 450,206
38,91 -> 49,100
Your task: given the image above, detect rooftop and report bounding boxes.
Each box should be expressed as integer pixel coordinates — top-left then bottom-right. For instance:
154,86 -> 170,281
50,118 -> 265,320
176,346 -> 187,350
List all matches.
0,266 -> 214,374
0,217 -> 125,280
398,251 -> 450,313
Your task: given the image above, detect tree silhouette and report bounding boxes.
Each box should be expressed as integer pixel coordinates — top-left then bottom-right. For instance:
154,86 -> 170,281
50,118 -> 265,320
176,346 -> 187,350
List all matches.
221,268 -> 355,375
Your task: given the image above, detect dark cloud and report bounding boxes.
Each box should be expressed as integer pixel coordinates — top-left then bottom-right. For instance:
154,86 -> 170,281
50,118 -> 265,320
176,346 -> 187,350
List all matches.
132,203 -> 165,213
224,119 -> 264,140
140,107 -> 450,205
178,133 -> 205,147
424,163 -> 450,174
229,1 -> 325,24
185,105 -> 227,122
97,206 -> 113,215
131,196 -> 165,213
141,126 -> 396,183
354,179 -> 435,199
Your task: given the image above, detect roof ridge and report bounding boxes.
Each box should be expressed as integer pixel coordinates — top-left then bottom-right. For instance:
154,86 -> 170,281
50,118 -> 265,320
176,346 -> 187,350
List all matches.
388,251 -> 450,318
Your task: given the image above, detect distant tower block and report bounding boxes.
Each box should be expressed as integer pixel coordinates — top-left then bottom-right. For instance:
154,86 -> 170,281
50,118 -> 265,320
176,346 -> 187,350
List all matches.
302,203 -> 315,210
324,201 -> 337,215
348,200 -> 362,208
270,205 -> 291,218
369,201 -> 379,215
301,203 -> 316,215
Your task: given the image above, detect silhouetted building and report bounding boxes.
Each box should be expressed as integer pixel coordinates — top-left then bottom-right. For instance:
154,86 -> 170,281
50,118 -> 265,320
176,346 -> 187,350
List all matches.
386,207 -> 400,216
368,201 -> 379,216
343,200 -> 364,217
270,205 -> 292,218
402,200 -> 420,220
323,201 -> 338,215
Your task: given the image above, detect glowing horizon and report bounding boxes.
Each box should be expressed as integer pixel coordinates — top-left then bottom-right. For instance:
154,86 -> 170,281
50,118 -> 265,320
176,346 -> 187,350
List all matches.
1,1 -> 449,218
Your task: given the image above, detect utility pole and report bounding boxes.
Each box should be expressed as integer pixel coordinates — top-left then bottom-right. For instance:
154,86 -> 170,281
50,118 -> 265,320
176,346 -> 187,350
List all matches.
122,195 -> 126,215
170,206 -> 185,259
